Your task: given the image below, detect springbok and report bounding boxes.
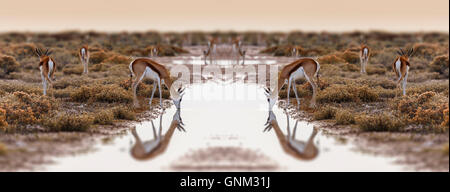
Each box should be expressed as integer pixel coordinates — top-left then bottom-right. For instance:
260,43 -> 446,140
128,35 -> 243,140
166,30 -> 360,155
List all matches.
263,95 -> 319,160
231,37 -> 246,64
203,37 -> 218,64
79,45 -> 89,74
129,58 -> 182,108
147,45 -> 159,58
268,58 -> 320,109
291,46 -> 303,58
359,43 -> 370,74
130,107 -> 185,160
35,48 -> 56,96
393,48 -> 414,96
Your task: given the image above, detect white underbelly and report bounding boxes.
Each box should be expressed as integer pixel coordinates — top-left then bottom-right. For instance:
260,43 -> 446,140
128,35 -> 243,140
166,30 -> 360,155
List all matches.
291,67 -> 305,80
81,48 -> 86,57
144,67 -> 160,81
363,48 -> 368,56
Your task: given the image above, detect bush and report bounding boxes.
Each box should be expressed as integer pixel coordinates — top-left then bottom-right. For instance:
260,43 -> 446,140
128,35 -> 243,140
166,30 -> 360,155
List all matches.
395,92 -> 448,127
0,92 -> 57,127
112,106 -> 135,120
90,51 -> 109,64
339,51 -> 360,64
62,65 -> 84,75
318,54 -> 346,64
429,55 -> 449,78
314,105 -> 337,120
93,109 -> 114,125
335,109 -> 355,125
0,55 -> 20,78
104,54 -> 131,64
0,108 -> 8,128
0,81 -> 41,95
356,113 -> 404,132
317,84 -> 379,103
70,84 -> 133,103
43,112 -> 93,132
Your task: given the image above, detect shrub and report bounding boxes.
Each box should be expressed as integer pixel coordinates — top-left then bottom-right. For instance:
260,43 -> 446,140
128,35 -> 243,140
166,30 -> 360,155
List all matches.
43,112 -> 93,132
317,84 -> 379,103
104,54 -> 131,64
0,92 -> 57,127
70,84 -> 133,103
356,113 -> 404,132
0,108 -> 8,128
90,51 -> 109,64
93,109 -> 114,125
342,63 -> 359,72
112,106 -> 135,120
429,55 -> 449,78
395,92 -> 448,127
318,54 -> 346,64
62,66 -> 84,75
91,63 -> 108,72
339,51 -> 360,64
0,55 -> 20,78
366,65 -> 386,75
313,105 -> 337,120
0,81 -> 41,95
413,43 -> 442,60
335,109 -> 355,125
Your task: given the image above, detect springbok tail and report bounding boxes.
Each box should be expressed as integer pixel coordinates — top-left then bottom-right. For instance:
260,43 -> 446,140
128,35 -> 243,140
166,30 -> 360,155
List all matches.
314,60 -> 321,90
128,60 -> 135,89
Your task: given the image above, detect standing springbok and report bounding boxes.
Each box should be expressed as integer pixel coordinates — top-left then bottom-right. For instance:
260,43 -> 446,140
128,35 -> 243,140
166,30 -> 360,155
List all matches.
268,58 -> 320,109
35,48 -> 56,96
393,48 -> 414,96
129,58 -> 182,108
203,37 -> 218,64
359,43 -> 370,74
147,45 -> 159,58
79,45 -> 89,74
231,37 -> 246,64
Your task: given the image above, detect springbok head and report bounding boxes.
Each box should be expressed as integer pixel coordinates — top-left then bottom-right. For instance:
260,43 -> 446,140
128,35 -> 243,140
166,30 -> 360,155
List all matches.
35,48 -> 53,61
264,87 -> 278,112
396,48 -> 414,60
171,87 -> 185,110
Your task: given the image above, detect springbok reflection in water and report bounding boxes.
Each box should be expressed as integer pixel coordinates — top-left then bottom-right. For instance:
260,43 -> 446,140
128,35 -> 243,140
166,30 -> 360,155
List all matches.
130,108 -> 185,160
264,88 -> 319,160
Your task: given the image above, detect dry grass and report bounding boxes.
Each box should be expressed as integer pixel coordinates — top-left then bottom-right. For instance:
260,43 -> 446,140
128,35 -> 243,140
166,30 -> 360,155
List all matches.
356,113 -> 405,132
43,112 -> 93,132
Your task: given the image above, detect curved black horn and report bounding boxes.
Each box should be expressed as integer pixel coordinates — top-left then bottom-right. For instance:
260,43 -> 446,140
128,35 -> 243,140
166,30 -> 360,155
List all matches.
44,48 -> 49,55
35,48 -> 40,56
400,48 -> 405,55
47,49 -> 53,56
396,50 -> 402,56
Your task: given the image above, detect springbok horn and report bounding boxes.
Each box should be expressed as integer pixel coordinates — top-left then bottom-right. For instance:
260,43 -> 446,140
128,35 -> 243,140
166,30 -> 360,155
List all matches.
396,50 -> 402,56
44,48 -> 49,55
35,48 -> 40,56
400,48 -> 405,55
47,50 -> 53,56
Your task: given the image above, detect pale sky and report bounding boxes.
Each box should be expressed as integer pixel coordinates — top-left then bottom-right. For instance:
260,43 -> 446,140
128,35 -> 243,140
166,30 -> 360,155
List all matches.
0,0 -> 448,32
